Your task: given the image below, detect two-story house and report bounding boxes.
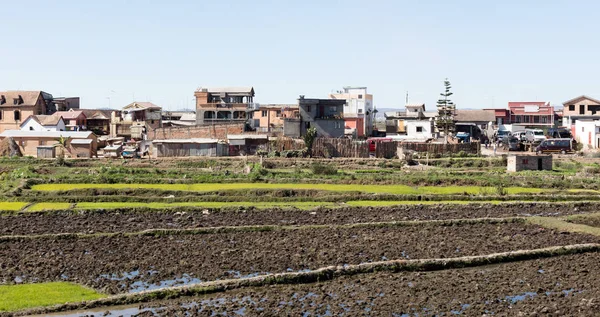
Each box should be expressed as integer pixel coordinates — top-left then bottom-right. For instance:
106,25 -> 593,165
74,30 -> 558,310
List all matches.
0,91 -> 54,133
284,96 -> 346,138
110,102 -> 162,139
252,104 -> 298,133
329,87 -> 374,138
54,110 -> 86,131
562,95 -> 600,126
194,87 -> 256,125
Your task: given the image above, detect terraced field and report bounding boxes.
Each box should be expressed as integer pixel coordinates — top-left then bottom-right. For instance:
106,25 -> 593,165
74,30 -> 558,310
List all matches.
3,157 -> 600,316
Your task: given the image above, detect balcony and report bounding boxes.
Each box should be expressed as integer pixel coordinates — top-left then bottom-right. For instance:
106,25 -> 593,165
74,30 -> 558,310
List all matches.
198,103 -> 260,111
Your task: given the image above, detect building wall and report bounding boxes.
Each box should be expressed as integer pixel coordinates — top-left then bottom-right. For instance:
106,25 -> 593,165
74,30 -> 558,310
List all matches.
0,108 -> 39,133
507,155 -> 552,172
574,120 -> 600,149
344,117 -> 364,137
255,107 -> 298,130
151,123 -> 244,140
405,120 -> 435,139
3,136 -> 96,157
329,88 -> 373,136
312,119 -> 345,138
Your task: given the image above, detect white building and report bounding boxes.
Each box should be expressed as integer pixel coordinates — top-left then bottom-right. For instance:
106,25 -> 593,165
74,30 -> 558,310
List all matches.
574,120 -> 600,149
329,87 -> 374,137
19,115 -> 66,132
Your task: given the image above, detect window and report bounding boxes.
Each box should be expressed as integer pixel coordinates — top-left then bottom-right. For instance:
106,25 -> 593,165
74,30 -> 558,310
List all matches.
0,95 -> 5,105
261,110 -> 267,117
416,126 -> 423,132
13,98 -> 19,105
0,111 -> 2,121
541,116 -> 547,123
569,105 -> 575,111
305,122 -> 310,129
330,106 -> 337,112
276,110 -> 282,117
358,109 -> 363,114
580,105 -> 585,115
307,106 -> 311,113
29,126 -> 34,131
40,141 -> 45,145
13,110 -> 20,121
358,94 -> 363,99
151,120 -> 155,124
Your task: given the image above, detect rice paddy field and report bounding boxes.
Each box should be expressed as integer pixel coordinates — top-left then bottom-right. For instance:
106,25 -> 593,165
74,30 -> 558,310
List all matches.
3,156 -> 600,316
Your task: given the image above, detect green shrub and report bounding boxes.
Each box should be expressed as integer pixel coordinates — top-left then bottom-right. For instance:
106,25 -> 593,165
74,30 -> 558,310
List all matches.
311,163 -> 337,175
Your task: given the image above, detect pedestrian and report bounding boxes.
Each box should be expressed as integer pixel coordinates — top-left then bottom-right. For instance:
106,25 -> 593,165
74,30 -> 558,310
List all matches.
493,141 -> 497,156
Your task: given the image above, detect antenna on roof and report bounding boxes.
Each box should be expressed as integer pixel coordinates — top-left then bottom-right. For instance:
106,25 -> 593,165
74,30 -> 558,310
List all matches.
406,91 -> 409,104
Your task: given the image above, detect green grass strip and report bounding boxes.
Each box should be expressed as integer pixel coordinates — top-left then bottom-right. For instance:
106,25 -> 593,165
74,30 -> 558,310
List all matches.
13,243 -> 600,316
527,217 -> 600,236
0,202 -> 28,211
27,203 -> 72,212
31,183 -> 546,195
345,200 -> 504,207
0,282 -> 104,312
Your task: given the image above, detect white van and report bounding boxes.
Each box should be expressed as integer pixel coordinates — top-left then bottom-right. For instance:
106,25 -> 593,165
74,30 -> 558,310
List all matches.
525,129 -> 546,143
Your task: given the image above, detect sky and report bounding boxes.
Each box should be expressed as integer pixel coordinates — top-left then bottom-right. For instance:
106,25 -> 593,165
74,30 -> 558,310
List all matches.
1,0 -> 600,111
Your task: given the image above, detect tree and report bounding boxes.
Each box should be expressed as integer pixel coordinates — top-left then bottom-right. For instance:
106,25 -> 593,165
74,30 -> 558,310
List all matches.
54,135 -> 71,165
303,127 -> 317,157
436,78 -> 456,141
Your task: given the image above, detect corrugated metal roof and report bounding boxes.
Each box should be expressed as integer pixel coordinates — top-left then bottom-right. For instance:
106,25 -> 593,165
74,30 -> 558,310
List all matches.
123,102 -> 162,111
0,130 -> 94,138
227,134 -> 269,140
70,139 -> 93,145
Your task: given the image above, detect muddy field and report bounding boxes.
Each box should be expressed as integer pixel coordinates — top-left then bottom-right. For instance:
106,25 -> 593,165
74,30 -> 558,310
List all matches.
0,203 -> 591,235
1,222 -> 597,295
128,252 -> 600,316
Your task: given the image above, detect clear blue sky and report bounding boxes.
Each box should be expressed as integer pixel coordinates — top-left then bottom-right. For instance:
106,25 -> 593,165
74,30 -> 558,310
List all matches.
2,0 -> 599,111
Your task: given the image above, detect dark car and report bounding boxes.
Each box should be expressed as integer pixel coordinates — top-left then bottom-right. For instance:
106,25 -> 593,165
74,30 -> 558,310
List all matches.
536,138 -> 573,154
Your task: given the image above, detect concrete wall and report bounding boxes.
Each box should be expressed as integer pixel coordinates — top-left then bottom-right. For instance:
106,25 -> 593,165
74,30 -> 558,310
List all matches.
574,120 -> 600,149
312,119 -> 345,138
507,155 -> 552,172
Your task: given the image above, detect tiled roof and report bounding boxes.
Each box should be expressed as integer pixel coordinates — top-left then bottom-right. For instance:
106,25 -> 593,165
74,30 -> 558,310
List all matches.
54,110 -> 85,119
123,102 -> 162,111
562,95 -> 600,106
0,130 -> 94,138
0,91 -> 42,107
454,109 -> 496,122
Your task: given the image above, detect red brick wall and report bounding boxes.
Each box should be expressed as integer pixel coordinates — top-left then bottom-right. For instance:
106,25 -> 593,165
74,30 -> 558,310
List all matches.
151,123 -> 245,140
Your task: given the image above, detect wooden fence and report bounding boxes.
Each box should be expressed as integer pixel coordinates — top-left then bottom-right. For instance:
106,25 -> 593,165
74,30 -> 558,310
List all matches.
399,141 -> 480,156
312,138 -> 370,158
311,138 -> 480,158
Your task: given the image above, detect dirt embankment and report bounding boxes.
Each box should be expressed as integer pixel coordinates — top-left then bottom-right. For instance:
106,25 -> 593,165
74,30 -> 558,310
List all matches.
0,203 -> 591,235
0,223 -> 597,294
135,252 -> 600,316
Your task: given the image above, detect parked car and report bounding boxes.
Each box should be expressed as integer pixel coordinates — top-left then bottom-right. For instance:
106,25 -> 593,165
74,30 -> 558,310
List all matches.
535,138 -> 573,154
525,129 -> 546,143
502,135 -> 520,151
495,130 -> 510,142
547,128 -> 573,139
512,130 -> 527,141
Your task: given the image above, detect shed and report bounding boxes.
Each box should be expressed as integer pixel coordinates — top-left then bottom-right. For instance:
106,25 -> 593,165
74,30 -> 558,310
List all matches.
152,138 -> 228,157
507,155 -> 552,172
70,139 -> 94,158
37,146 -> 56,159
103,144 -> 123,158
227,134 -> 269,156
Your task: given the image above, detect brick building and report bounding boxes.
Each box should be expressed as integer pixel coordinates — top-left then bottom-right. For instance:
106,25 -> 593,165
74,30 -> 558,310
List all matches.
195,87 -> 256,125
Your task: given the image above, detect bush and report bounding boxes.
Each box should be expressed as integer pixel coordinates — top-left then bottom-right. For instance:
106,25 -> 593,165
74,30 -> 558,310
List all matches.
583,165 -> 600,174
311,163 -> 337,175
